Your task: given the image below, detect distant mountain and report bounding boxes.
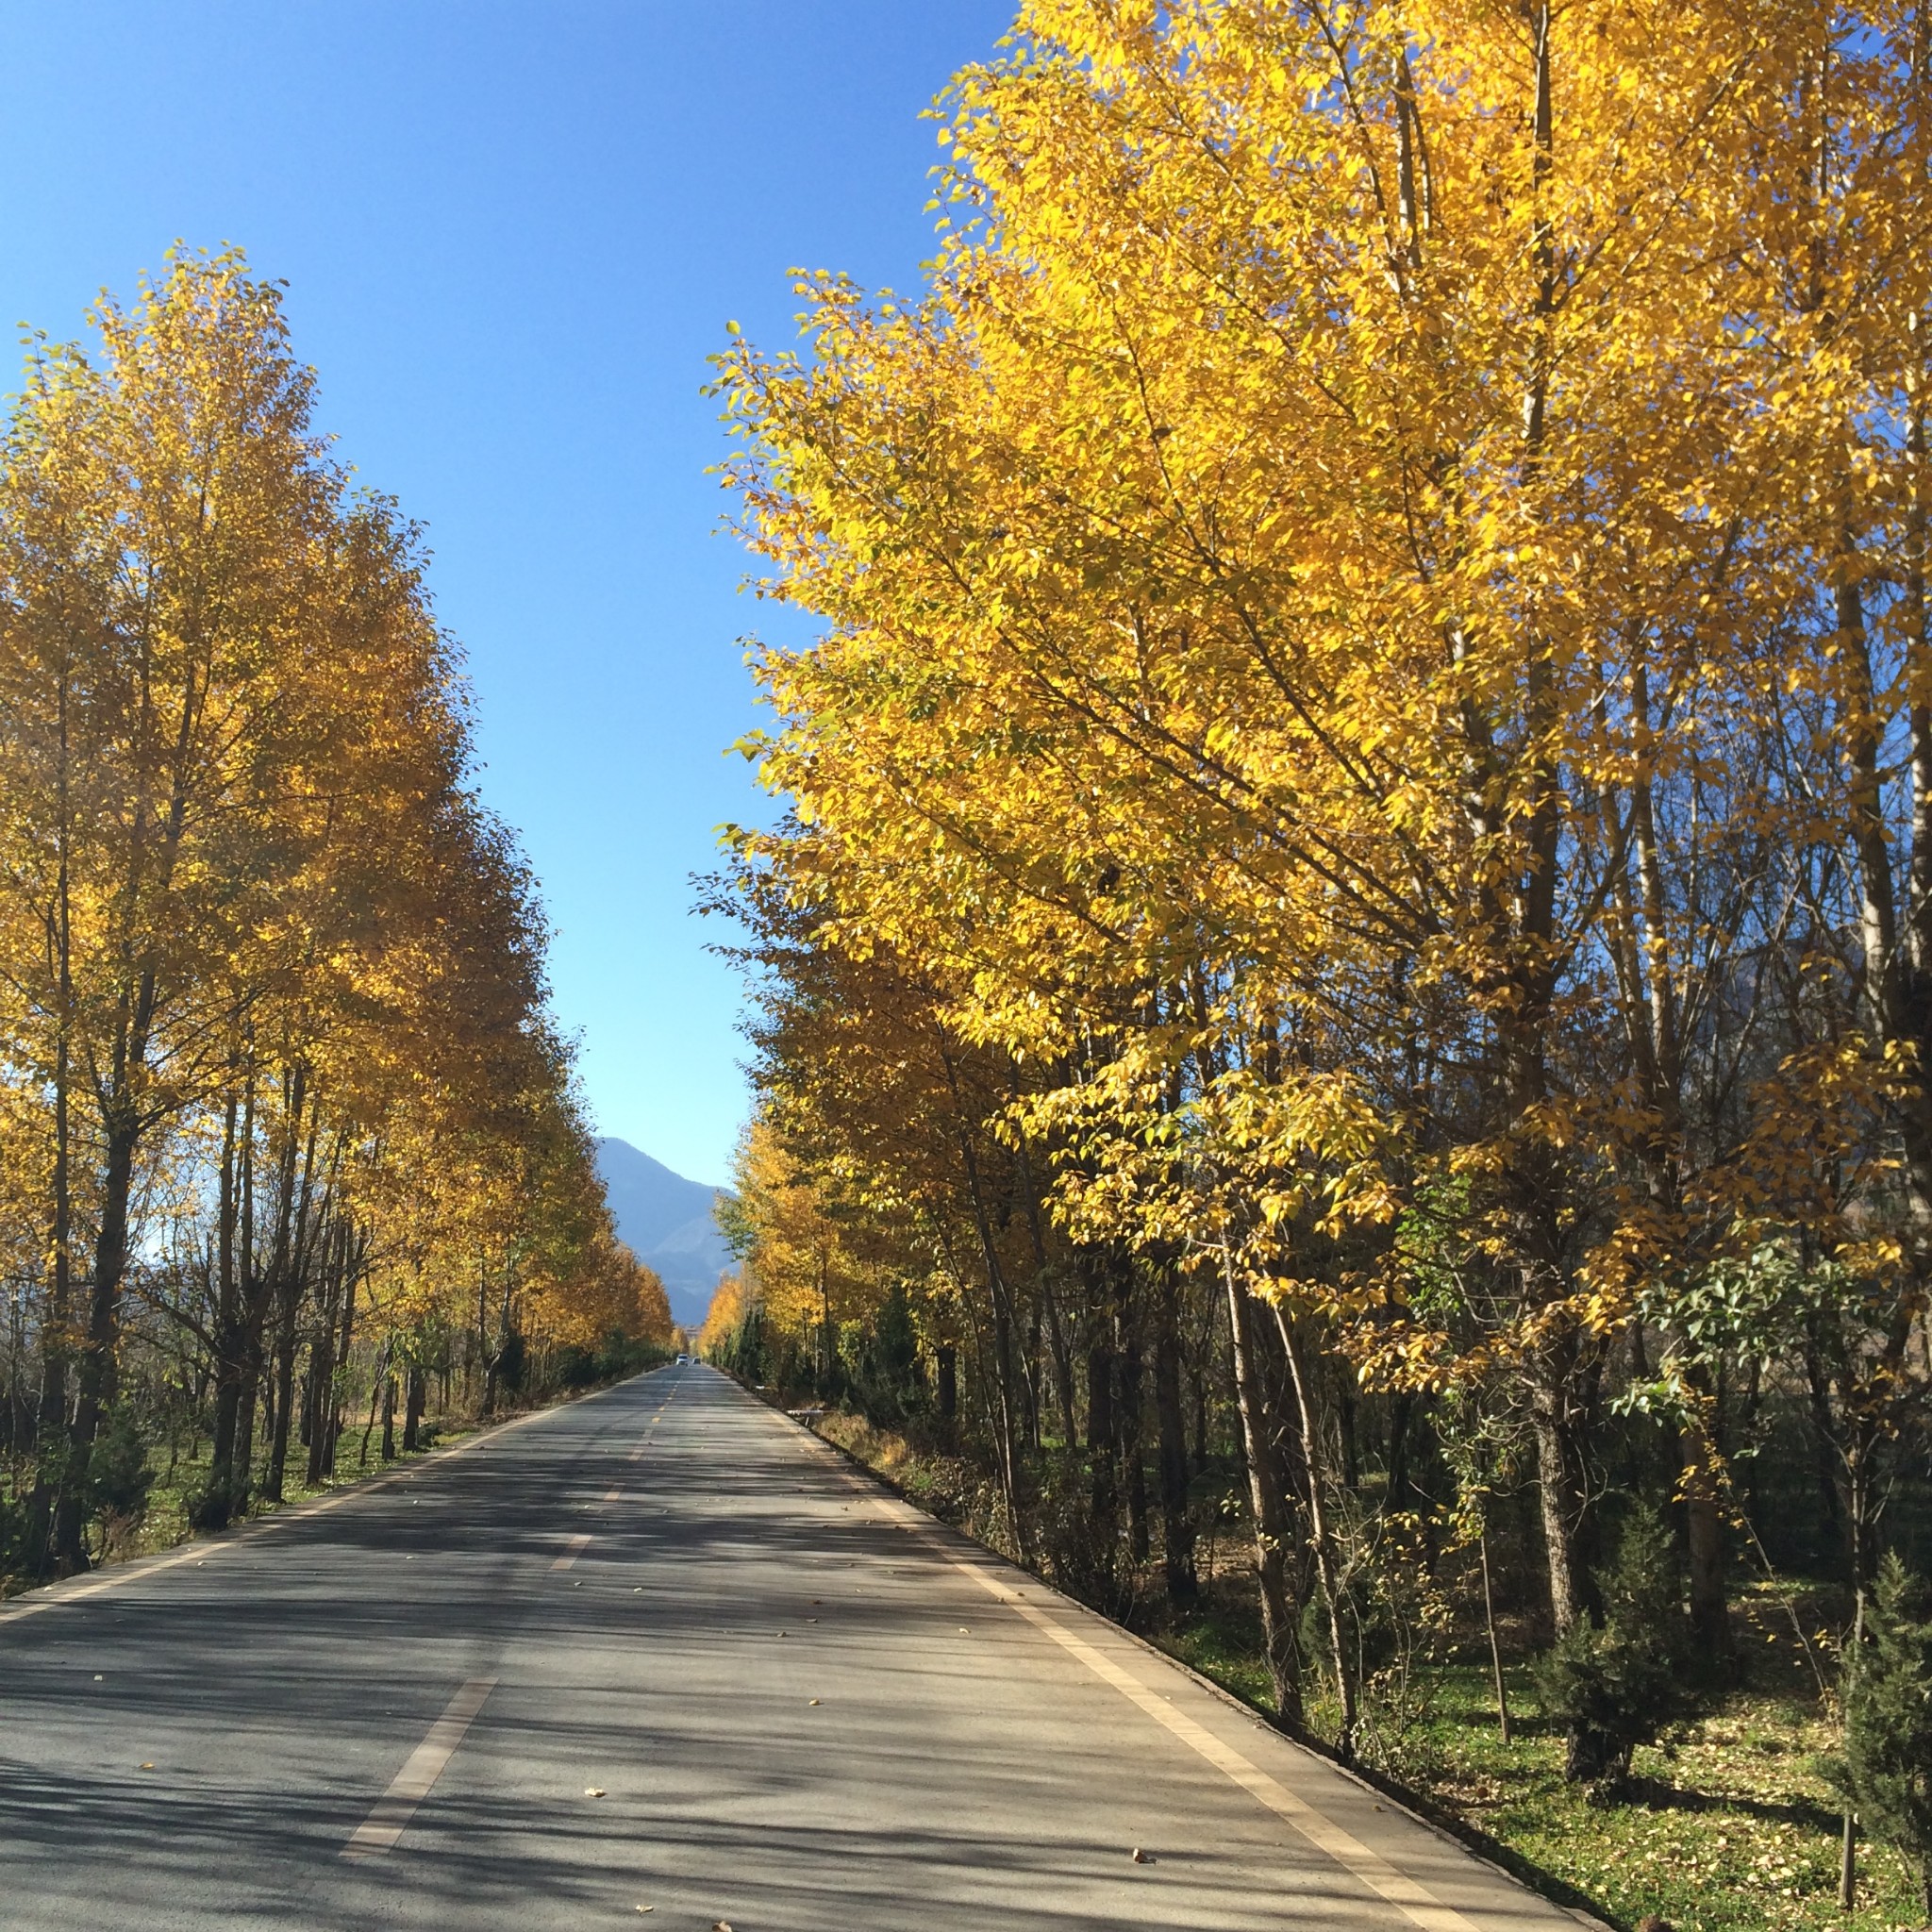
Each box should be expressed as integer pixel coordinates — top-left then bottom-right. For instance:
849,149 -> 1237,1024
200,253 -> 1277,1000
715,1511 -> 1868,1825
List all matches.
594,1138 -> 734,1328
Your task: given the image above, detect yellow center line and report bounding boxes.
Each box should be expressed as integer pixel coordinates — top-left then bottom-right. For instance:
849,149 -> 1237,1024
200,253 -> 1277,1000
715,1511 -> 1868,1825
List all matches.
550,1534 -> 591,1572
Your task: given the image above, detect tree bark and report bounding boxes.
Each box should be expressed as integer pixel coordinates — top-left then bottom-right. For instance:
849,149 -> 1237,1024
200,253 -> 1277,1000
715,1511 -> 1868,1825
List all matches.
1276,1306 -> 1356,1757
1223,1247 -> 1302,1729
935,1341 -> 957,1423
28,673 -> 75,1570
1530,1337 -> 1598,1637
57,1108 -> 141,1569
1086,1295 -> 1118,1574
1155,1270 -> 1196,1606
403,1362 -> 426,1452
1117,1284 -> 1149,1567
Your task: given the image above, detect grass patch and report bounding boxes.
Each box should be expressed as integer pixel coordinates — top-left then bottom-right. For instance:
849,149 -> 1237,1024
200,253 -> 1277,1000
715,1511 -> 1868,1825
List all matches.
1384,1665 -> 1921,1932
1162,1597 -> 1280,1712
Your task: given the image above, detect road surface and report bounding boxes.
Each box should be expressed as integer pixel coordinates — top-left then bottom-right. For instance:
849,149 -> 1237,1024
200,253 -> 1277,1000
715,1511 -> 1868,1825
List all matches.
0,1363 -> 1591,1930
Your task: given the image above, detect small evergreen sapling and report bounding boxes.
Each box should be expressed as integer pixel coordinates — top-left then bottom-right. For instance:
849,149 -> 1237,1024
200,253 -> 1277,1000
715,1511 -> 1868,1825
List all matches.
87,1405 -> 154,1524
1536,1506 -> 1706,1792
1840,1554 -> 1932,1919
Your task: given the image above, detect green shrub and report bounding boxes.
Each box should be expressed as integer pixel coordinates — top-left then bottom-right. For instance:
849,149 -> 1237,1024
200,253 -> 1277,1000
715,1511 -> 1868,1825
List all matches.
494,1328 -> 526,1394
1838,1553 -> 1932,1918
841,1284 -> 924,1425
87,1406 -> 154,1522
0,1491 -> 27,1589
1535,1505 -> 1706,1793
183,1477 -> 233,1531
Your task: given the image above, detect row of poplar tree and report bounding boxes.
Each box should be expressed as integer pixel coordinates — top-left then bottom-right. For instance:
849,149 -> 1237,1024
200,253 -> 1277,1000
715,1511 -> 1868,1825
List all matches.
0,251 -> 669,1584
703,0 -> 1932,1863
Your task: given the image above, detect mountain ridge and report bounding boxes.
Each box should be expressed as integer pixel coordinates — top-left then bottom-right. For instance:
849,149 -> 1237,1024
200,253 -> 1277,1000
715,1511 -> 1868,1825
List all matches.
593,1137 -> 733,1328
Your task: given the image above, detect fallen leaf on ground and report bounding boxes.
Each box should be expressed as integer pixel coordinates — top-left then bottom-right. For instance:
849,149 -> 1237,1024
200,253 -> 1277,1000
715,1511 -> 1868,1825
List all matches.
585,1787 -> 606,1797
139,1762 -> 154,1771
1131,1848 -> 1155,1864
808,1698 -> 821,1706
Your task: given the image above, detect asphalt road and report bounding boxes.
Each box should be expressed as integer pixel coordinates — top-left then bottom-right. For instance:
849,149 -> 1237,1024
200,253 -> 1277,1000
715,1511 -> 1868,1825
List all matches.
0,1363 -> 1591,1931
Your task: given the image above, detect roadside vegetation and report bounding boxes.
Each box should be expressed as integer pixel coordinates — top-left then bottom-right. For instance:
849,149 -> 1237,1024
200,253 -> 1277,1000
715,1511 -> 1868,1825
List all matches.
702,2 -> 1932,1925
0,252 -> 672,1593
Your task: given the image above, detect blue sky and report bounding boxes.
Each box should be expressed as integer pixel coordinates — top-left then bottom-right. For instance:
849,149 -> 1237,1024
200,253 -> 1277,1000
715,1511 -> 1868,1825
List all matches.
0,1 -> 1014,1186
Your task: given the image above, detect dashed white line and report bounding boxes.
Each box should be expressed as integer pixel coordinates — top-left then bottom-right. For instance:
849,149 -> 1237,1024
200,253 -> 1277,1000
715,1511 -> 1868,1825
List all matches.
342,1676 -> 497,1858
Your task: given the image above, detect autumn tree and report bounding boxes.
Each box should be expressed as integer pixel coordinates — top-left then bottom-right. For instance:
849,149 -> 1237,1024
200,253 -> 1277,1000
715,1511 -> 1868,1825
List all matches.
713,0 -> 1932,1778
0,250 -> 658,1575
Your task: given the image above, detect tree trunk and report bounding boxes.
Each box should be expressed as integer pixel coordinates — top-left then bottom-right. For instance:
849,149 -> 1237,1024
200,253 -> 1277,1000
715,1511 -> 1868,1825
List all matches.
1223,1248 -> 1302,1729
225,1066 -> 264,1510
1681,1406 -> 1731,1679
1275,1306 -> 1356,1757
1481,1528 -> 1512,1744
261,1090 -> 317,1504
936,1342 -> 957,1423
1530,1341 -> 1597,1637
403,1362 -> 426,1452
1118,1293 -> 1149,1568
956,1125 -> 1027,1561
27,661 -> 76,1571
360,1339 -> 391,1467
230,1332 -> 262,1511
321,1240 -> 358,1479
1087,1311 -> 1118,1574
56,1112 -> 141,1571
1155,1271 -> 1196,1606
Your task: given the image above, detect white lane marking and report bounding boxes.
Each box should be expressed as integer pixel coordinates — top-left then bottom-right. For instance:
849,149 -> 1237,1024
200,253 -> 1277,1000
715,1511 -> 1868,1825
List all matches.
787,1414 -> 1489,1932
342,1676 -> 497,1857
551,1533 -> 592,1572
